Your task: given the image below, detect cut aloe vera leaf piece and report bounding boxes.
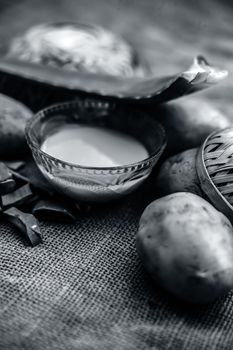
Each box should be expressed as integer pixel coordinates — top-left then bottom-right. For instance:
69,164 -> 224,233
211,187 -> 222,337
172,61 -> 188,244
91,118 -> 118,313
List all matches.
11,160 -> 54,195
1,183 -> 35,209
5,160 -> 25,171
3,207 -> 42,246
32,198 -> 79,223
0,162 -> 16,195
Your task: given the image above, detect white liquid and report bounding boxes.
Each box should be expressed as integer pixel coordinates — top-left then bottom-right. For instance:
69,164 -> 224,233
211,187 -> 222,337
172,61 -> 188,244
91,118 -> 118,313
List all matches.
41,124 -> 149,167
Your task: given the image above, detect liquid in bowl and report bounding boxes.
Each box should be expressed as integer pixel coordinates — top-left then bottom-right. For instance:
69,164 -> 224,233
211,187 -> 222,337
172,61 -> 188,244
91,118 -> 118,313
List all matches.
41,124 -> 149,167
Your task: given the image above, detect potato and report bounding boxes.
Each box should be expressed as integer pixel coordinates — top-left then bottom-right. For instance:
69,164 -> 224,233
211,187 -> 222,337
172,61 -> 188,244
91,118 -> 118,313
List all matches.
155,148 -> 202,197
153,97 -> 230,156
137,192 -> 233,303
0,94 -> 32,158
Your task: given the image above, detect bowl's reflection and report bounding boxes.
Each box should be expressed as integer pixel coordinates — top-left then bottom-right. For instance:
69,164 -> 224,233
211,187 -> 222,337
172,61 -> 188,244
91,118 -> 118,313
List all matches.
25,99 -> 166,202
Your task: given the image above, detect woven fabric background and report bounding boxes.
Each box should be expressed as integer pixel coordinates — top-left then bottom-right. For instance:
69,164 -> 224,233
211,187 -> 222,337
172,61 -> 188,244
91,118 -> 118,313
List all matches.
1,0 -> 233,349
1,184 -> 233,350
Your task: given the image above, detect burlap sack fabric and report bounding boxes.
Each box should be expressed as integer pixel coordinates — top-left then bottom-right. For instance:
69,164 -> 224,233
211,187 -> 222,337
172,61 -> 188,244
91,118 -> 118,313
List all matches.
0,182 -> 233,350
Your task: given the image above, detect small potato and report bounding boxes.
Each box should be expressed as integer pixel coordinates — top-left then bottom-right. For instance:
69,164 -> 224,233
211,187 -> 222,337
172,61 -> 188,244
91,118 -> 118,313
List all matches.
137,192 -> 233,303
0,94 -> 32,158
153,97 -> 230,156
156,148 -> 202,197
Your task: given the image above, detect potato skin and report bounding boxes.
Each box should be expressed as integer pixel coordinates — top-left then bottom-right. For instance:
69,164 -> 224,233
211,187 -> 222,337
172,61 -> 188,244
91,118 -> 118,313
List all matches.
153,97 -> 230,156
137,192 -> 233,303
0,94 -> 32,158
156,148 -> 203,197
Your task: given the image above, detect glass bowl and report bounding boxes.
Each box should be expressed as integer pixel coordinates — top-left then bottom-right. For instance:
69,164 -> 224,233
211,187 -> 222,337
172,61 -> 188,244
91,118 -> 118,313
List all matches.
25,99 -> 166,202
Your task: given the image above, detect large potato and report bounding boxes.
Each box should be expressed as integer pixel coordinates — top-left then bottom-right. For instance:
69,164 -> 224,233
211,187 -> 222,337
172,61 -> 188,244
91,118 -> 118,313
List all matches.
137,192 -> 233,303
153,97 -> 230,156
155,148 -> 202,197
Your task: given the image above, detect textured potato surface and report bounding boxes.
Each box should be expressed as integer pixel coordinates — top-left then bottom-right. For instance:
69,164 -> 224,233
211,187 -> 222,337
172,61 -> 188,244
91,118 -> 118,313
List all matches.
137,192 -> 233,303
154,98 -> 230,156
156,148 -> 202,197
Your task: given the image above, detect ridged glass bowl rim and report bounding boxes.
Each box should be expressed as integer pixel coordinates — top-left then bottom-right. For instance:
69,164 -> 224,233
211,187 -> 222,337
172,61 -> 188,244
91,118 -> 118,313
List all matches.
25,100 -> 166,173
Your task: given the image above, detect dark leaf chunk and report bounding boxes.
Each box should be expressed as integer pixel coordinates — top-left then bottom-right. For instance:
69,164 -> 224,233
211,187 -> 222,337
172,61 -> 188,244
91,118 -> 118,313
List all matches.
3,207 -> 42,246
0,161 -> 16,195
5,160 -> 25,171
32,199 -> 78,223
2,183 -> 34,209
11,160 -> 54,195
